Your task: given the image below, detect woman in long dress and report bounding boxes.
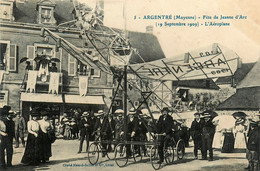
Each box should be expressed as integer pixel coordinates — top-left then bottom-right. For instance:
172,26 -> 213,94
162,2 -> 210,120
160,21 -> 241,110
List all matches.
38,112 -> 54,163
233,118 -> 247,149
212,118 -> 223,149
21,114 -> 40,165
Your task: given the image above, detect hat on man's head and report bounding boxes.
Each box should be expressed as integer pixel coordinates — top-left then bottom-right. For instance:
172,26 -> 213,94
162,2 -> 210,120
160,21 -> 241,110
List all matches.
8,110 -> 15,115
128,108 -> 136,115
98,110 -> 104,114
82,111 -> 89,117
194,112 -> 201,116
95,110 -> 104,117
161,107 -> 170,113
202,113 -> 211,118
3,105 -> 11,111
250,120 -> 259,127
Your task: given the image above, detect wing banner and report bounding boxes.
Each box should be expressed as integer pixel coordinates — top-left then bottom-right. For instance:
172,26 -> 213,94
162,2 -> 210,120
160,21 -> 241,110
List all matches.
128,44 -> 239,81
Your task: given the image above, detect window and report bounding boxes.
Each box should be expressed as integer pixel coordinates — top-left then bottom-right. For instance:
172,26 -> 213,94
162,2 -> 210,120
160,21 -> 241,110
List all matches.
0,1 -> 14,21
68,54 -> 77,76
134,101 -> 139,107
0,90 -> 8,108
0,40 -> 17,72
27,44 -> 61,72
37,0 -> 56,25
39,6 -> 53,24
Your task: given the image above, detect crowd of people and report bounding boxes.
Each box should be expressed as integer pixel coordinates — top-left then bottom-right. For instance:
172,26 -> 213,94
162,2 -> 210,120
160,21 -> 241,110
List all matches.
0,106 -> 55,169
1,104 -> 259,170
190,111 -> 260,171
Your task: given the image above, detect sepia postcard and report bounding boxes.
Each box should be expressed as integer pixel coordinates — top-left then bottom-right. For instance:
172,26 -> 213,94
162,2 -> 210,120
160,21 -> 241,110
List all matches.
0,0 -> 260,170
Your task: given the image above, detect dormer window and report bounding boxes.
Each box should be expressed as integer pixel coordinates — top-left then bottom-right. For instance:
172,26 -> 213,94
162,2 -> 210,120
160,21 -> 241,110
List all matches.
37,0 -> 56,25
0,1 -> 15,21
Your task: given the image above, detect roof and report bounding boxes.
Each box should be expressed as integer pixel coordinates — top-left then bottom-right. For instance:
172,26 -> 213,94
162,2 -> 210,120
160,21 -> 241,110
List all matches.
172,79 -> 220,90
215,62 -> 256,85
217,86 -> 260,110
128,31 -> 166,63
12,0 -> 165,63
14,0 -> 74,25
236,57 -> 260,89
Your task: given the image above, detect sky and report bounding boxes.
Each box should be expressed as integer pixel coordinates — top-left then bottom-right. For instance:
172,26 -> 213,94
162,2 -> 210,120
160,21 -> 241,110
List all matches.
78,0 -> 260,63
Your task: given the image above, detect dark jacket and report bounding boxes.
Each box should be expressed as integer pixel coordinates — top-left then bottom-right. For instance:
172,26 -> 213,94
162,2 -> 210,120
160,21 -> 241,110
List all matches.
133,118 -> 148,136
102,116 -> 116,136
3,117 -> 15,139
157,114 -> 173,135
201,120 -> 215,138
190,119 -> 204,140
93,117 -> 103,132
79,116 -> 96,134
247,127 -> 259,151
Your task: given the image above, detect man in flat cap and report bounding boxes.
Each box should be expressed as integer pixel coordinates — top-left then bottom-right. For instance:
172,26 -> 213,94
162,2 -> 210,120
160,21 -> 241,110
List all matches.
190,112 -> 204,159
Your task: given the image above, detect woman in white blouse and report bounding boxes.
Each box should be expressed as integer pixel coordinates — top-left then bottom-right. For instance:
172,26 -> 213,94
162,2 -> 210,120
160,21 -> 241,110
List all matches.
38,112 -> 53,163
21,113 -> 40,165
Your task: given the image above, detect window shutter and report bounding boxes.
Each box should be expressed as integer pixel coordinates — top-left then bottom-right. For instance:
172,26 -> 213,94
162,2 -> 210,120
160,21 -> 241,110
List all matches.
68,54 -> 76,76
9,44 -> 17,72
55,49 -> 62,72
27,46 -> 35,69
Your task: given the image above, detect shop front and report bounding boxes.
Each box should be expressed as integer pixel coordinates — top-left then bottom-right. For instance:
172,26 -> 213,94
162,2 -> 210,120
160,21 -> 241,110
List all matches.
20,92 -> 105,124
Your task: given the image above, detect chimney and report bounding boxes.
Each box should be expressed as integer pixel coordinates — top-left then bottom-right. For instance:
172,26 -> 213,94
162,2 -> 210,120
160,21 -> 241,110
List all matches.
146,25 -> 153,34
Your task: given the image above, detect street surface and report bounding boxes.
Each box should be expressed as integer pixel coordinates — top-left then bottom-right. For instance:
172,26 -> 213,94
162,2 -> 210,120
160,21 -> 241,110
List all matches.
9,138 -> 248,171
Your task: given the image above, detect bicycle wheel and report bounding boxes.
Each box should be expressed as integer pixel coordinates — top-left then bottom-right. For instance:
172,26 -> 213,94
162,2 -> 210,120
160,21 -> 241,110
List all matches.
176,139 -> 185,160
114,143 -> 128,167
88,143 -> 100,165
106,144 -> 115,160
164,145 -> 174,164
132,145 -> 142,162
150,146 -> 161,170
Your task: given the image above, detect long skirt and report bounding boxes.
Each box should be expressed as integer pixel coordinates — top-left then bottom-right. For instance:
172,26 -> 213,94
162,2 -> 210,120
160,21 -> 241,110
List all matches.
21,133 -> 40,165
38,130 -> 52,161
234,132 -> 247,149
212,131 -> 222,149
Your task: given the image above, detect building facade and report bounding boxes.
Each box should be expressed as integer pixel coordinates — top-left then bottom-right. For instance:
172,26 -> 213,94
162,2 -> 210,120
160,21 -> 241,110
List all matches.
0,0 -> 113,122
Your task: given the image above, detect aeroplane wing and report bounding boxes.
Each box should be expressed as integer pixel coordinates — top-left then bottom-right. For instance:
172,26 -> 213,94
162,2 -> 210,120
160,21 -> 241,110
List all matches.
127,43 -> 240,81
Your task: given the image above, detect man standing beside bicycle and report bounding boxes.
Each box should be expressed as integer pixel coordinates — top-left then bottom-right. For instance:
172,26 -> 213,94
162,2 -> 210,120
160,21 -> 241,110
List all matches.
156,107 -> 174,164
